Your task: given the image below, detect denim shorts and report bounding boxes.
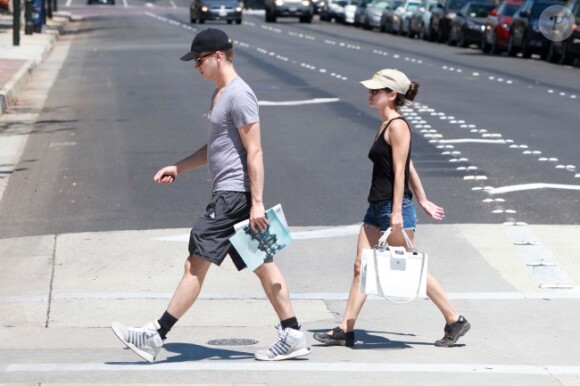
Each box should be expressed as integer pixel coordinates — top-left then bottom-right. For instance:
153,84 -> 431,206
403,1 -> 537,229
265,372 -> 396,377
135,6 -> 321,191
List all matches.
363,196 -> 417,232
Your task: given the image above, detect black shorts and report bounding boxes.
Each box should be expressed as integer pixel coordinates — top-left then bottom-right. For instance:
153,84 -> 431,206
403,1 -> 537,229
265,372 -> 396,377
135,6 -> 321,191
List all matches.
189,191 -> 252,271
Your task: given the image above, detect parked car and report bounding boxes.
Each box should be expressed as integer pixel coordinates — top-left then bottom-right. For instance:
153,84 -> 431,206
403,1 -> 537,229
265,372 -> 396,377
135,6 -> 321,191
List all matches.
430,0 -> 491,42
546,0 -> 580,64
342,0 -> 362,23
312,0 -> 326,13
389,0 -> 422,34
320,0 -> 344,20
507,0 -> 564,58
354,0 -> 374,25
408,0 -> 439,38
481,0 -> 523,53
379,0 -> 404,31
361,0 -> 391,28
88,0 -> 114,5
264,0 -> 314,22
448,1 -> 496,46
190,0 -> 242,23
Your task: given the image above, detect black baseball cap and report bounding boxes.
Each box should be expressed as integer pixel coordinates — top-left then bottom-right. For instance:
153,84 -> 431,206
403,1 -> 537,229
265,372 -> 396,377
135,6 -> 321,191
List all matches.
180,28 -> 233,61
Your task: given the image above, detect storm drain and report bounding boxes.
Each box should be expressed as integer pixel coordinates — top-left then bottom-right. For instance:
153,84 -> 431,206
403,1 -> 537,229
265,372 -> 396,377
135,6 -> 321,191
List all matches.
207,338 -> 258,346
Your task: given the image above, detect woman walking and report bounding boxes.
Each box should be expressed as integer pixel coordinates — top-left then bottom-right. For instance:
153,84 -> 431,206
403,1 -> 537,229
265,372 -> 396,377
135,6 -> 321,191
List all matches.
313,69 -> 470,348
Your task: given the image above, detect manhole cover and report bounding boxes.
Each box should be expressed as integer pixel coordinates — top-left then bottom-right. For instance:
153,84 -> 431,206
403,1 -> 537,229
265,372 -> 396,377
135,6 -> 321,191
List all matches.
207,338 -> 258,346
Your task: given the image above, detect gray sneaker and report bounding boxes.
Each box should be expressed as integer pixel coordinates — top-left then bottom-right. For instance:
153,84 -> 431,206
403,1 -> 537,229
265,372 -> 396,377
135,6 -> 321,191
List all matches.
435,315 -> 471,347
111,320 -> 163,362
255,326 -> 311,361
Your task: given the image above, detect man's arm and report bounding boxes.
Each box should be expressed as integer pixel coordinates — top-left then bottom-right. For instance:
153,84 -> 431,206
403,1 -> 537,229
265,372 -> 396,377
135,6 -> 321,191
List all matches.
238,122 -> 268,232
153,145 -> 208,184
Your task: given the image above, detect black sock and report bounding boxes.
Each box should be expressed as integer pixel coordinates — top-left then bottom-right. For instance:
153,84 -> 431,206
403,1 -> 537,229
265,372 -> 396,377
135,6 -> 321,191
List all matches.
280,317 -> 300,330
157,311 -> 178,340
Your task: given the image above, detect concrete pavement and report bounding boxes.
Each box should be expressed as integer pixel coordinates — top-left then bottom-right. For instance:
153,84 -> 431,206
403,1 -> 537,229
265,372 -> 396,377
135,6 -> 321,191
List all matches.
1,11 -> 580,386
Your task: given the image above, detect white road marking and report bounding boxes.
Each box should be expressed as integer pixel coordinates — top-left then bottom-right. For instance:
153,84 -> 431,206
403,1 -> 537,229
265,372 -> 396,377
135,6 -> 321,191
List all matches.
258,98 -> 340,106
435,139 -> 506,144
3,290 -> 580,303
154,224 -> 361,243
4,362 -> 580,375
490,183 -> 580,195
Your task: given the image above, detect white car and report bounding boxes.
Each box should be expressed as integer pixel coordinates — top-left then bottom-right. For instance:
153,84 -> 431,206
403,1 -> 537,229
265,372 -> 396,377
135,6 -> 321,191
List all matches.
390,0 -> 421,34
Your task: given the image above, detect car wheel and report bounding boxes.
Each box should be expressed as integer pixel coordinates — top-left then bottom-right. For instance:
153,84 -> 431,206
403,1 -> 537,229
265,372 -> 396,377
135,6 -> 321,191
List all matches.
437,27 -> 446,43
199,18 -> 205,24
481,33 -> 491,53
490,31 -> 500,54
447,29 -> 456,46
559,41 -> 574,65
236,18 -> 242,24
521,36 -> 531,58
458,28 -> 468,47
506,34 -> 517,56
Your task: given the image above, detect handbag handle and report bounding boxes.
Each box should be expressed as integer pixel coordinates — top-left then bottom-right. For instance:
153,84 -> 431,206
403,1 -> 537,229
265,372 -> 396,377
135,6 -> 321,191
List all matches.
377,227 -> 416,252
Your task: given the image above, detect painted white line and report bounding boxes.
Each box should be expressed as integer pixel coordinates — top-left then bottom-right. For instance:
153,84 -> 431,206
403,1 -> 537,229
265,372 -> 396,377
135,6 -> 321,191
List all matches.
4,362 -> 580,375
66,0 -> 72,6
3,290 -> 580,303
258,98 -> 340,106
490,183 -> 580,195
170,0 -> 176,8
434,139 -> 506,144
154,224 -> 361,242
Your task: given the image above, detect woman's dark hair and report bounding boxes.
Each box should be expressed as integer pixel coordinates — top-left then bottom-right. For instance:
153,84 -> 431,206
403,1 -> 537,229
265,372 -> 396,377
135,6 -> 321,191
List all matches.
392,81 -> 420,108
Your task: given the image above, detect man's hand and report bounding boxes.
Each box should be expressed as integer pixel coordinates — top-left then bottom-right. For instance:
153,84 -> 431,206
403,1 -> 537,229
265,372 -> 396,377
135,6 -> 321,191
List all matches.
249,203 -> 268,232
154,166 -> 178,184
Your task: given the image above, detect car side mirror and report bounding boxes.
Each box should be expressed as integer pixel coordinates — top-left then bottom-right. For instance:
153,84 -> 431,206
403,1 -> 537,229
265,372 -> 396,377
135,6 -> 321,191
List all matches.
456,11 -> 462,17
437,3 -> 443,8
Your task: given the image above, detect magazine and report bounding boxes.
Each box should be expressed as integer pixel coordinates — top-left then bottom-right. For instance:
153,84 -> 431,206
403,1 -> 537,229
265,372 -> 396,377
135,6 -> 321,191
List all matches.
230,204 -> 292,271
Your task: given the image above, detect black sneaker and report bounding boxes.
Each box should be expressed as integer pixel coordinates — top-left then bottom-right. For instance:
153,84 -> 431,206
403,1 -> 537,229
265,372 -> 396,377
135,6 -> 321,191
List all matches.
435,315 -> 471,347
313,327 -> 355,347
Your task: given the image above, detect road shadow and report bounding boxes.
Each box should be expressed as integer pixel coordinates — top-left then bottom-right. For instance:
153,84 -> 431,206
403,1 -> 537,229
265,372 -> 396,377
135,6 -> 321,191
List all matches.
106,343 -> 254,365
309,329 -> 449,350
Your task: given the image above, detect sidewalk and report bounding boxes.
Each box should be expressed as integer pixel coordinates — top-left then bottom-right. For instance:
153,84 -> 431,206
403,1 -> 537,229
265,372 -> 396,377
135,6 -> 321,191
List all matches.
0,11 -> 78,116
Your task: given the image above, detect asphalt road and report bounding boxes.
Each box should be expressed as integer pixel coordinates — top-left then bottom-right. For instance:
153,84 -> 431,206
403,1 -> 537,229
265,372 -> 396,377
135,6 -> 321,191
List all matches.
0,2 -> 578,237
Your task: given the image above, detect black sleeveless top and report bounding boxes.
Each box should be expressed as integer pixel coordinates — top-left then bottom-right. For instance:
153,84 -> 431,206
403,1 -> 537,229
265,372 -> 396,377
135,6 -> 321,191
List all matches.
367,117 -> 413,203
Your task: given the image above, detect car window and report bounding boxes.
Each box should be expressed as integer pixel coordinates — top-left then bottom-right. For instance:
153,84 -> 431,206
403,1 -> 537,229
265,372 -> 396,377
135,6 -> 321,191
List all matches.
572,2 -> 580,16
407,2 -> 420,10
502,3 -> 522,16
468,3 -> 495,16
530,2 -> 556,18
372,0 -> 389,6
449,0 -> 468,10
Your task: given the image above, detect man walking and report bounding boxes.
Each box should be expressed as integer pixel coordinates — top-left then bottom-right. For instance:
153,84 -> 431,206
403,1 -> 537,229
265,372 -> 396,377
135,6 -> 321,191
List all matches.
111,28 -> 310,362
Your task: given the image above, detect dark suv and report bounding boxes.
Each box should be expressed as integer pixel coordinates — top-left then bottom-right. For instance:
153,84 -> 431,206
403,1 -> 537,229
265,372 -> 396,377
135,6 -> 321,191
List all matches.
507,0 -> 565,58
430,0 -> 491,41
264,0 -> 314,22
190,0 -> 243,24
546,0 -> 580,64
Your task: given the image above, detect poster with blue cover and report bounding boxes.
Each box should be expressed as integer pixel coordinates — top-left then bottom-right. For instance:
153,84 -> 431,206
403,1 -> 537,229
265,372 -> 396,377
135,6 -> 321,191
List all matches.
229,204 -> 292,271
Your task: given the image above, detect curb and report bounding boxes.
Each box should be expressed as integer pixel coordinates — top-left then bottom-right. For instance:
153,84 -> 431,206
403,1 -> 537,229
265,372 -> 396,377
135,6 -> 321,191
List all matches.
0,12 -> 76,117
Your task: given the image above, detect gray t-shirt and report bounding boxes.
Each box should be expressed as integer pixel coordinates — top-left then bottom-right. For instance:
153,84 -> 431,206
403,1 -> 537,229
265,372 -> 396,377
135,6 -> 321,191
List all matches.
207,77 -> 259,192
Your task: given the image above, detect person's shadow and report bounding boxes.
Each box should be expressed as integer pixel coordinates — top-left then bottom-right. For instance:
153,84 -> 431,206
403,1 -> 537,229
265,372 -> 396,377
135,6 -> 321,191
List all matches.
309,329 -> 449,350
106,342 -> 254,365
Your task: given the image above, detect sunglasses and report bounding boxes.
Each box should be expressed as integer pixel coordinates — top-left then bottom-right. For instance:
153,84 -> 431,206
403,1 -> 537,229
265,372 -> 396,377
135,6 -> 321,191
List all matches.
194,52 -> 216,66
368,88 -> 392,95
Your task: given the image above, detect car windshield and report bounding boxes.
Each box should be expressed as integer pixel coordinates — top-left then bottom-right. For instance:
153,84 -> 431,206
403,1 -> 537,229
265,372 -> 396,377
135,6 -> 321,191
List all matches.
530,2 -> 556,18
501,3 -> 521,16
406,2 -> 420,10
449,0 -> 469,10
371,0 -> 389,6
467,3 -> 495,16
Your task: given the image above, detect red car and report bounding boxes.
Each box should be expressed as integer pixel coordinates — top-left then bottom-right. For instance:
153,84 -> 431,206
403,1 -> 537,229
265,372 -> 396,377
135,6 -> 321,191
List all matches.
481,0 -> 523,53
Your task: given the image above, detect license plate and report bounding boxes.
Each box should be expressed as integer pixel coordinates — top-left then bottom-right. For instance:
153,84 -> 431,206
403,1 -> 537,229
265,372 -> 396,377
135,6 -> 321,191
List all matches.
219,7 -> 227,16
574,38 -> 580,44
289,6 -> 297,11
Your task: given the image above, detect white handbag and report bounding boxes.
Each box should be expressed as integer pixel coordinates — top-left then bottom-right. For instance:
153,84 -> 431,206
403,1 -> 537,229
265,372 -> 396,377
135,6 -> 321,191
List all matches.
360,228 -> 428,303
